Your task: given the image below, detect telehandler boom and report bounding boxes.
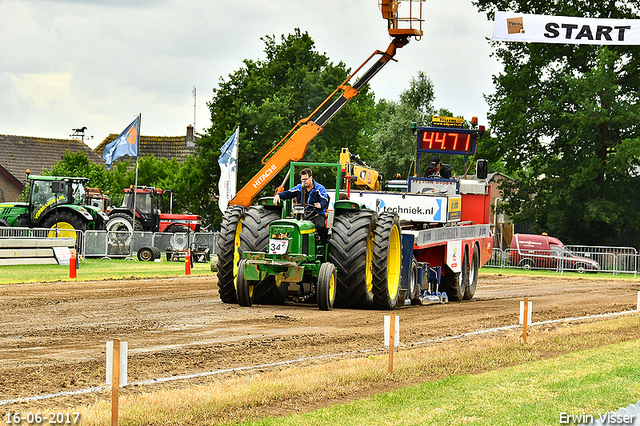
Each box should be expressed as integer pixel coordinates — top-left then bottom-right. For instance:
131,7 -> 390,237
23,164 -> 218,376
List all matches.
228,1 -> 424,207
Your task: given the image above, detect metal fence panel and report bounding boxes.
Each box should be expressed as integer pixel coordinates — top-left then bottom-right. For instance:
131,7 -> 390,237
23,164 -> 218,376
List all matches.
84,230 -> 108,257
484,246 -> 640,276
1,227 -> 218,259
82,231 -> 218,258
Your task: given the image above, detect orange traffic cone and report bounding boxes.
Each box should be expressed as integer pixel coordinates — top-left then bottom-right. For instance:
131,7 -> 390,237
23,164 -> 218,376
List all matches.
70,250 -> 77,279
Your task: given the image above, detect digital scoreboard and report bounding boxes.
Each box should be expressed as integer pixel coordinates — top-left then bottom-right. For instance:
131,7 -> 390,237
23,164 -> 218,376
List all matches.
416,127 -> 478,156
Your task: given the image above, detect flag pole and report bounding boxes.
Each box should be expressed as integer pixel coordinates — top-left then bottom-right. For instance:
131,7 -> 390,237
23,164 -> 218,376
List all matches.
127,113 -> 141,261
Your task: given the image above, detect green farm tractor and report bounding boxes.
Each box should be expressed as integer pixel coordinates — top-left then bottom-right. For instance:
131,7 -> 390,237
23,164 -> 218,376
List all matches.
238,202 -> 338,310
0,175 -> 109,240
233,162 -> 402,311
236,162 -> 342,310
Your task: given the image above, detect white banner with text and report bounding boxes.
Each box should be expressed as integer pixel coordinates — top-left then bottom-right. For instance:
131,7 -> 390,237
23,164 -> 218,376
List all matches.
493,12 -> 640,45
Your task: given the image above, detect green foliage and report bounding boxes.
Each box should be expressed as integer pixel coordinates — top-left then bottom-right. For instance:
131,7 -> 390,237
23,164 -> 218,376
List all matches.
45,150 -> 112,191
370,72 -> 436,180
473,0 -> 640,245
199,29 -> 377,225
370,100 -> 420,179
45,152 -> 211,226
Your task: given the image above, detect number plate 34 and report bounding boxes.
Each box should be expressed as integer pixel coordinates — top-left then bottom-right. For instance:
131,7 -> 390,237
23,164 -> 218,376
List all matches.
269,239 -> 289,255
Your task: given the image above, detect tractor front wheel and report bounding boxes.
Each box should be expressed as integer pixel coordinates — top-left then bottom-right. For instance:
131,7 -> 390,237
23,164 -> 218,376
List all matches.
236,259 -> 255,307
317,262 -> 337,311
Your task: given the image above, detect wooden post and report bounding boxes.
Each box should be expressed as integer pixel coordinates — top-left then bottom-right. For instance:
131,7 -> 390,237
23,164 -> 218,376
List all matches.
388,312 -> 395,373
111,339 -> 120,426
523,298 -> 528,343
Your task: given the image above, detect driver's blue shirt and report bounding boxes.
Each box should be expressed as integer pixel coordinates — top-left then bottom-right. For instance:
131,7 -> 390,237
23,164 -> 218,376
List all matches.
277,180 -> 329,216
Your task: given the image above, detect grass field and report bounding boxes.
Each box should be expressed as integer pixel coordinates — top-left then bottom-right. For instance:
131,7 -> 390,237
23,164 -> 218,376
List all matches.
4,262 -> 639,425
2,262 -> 636,286
244,335 -> 640,426
73,316 -> 640,426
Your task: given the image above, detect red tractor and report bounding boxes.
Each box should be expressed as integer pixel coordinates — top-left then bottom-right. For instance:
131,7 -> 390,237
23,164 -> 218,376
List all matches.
106,186 -> 202,234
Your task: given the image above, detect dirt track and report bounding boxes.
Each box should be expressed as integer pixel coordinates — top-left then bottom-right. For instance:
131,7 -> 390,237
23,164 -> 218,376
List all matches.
1,272 -> 638,409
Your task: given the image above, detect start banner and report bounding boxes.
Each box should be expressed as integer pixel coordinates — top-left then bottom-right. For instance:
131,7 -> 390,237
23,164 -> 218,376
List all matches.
493,11 -> 640,45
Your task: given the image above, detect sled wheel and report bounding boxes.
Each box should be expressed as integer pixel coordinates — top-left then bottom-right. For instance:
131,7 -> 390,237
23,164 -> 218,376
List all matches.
409,257 -> 421,305
464,243 -> 480,300
442,248 -> 469,302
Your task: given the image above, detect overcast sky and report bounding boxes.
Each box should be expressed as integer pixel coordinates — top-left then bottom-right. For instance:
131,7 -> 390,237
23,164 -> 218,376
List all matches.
0,0 -> 502,149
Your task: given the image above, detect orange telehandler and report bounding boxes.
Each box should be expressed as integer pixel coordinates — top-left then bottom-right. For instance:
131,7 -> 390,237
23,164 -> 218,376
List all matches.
216,1 -> 425,304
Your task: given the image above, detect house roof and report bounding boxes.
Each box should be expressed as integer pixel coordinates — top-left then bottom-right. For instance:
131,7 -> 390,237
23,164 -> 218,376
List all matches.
488,172 -> 514,182
94,131 -> 197,164
0,134 -> 104,187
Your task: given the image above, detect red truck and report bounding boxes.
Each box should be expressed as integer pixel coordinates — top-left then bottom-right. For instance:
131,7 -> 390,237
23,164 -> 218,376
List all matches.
509,234 -> 599,273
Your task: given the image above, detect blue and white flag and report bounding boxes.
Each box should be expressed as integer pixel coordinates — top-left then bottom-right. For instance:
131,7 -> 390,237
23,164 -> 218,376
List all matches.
103,115 -> 140,171
218,126 -> 239,212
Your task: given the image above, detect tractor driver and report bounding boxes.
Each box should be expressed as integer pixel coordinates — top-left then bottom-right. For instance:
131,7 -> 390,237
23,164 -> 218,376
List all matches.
273,167 -> 329,248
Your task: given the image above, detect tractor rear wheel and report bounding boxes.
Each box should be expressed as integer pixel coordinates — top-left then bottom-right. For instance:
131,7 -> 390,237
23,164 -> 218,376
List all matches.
167,225 -> 191,250
317,262 -> 337,311
328,210 -> 376,309
43,211 -> 86,241
106,212 -> 143,233
239,206 -> 286,305
371,212 -> 402,310
216,206 -> 245,303
236,259 -> 255,307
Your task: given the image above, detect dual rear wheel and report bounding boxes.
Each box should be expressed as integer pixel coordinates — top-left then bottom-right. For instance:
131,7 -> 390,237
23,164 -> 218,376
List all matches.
328,211 -> 401,310
217,206 -> 285,305
441,243 -> 479,301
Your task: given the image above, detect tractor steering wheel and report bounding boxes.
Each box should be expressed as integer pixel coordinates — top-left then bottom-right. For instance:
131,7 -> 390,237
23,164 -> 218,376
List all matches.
304,206 -> 318,221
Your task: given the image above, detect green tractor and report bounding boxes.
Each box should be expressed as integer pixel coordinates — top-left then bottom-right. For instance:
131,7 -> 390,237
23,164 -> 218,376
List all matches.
232,162 -> 402,311
238,203 -> 338,310
0,175 -> 109,239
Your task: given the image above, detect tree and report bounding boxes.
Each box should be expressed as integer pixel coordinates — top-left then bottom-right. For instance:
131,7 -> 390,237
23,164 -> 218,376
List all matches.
473,1 -> 640,245
198,29 -> 377,225
46,152 -> 212,225
370,72 -> 480,179
370,71 -> 436,180
45,150 -> 112,191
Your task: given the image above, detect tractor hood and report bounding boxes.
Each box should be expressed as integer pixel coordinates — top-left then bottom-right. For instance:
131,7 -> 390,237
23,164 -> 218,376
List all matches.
269,219 -> 316,236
